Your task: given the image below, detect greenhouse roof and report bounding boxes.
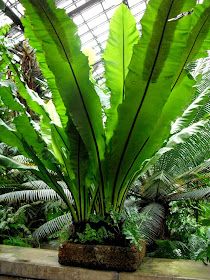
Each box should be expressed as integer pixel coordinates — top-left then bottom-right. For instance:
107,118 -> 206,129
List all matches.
0,0 -> 148,84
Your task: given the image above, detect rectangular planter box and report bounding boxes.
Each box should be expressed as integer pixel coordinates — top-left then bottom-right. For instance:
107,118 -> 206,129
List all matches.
58,242 -> 146,271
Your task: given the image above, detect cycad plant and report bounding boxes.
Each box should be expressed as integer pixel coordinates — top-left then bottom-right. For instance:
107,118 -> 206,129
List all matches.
132,128 -> 210,243
0,0 -> 210,241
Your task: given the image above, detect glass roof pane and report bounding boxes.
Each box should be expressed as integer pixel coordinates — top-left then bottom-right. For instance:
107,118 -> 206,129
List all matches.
77,24 -> 89,36
82,4 -> 104,20
0,0 -> 148,81
0,14 -> 12,27
97,32 -> 108,44
87,14 -> 107,29
103,0 -> 122,9
65,4 -> 77,13
106,8 -> 117,19
73,14 -> 84,25
93,22 -> 109,36
57,0 -> 73,9
76,0 -> 86,6
80,32 -> 94,44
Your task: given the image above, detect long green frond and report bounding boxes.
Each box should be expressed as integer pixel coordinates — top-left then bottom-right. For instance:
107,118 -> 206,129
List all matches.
104,4 -> 139,141
19,0 -> 105,163
20,0 -> 106,213
105,0 -> 199,209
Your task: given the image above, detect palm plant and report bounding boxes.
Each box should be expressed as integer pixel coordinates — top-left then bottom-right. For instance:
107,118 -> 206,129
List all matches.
0,0 -> 210,242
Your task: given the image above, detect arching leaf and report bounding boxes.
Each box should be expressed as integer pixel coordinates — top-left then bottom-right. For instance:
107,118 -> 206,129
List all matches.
20,0 -> 106,213
104,4 -> 139,141
105,0 -> 199,209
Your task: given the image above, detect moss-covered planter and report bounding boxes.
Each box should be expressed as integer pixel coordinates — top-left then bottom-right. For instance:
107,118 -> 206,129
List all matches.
58,241 -> 146,271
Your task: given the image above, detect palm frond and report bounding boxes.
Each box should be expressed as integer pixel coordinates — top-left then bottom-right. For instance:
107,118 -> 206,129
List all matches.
193,56 -> 210,93
187,56 -> 210,116
136,123 -> 209,196
138,203 -> 165,244
0,143 -> 17,156
176,159 -> 210,182
139,171 -> 176,200
169,187 -> 210,201
33,213 -> 72,240
144,55 -> 210,182
57,181 -> 68,189
0,189 -> 72,203
22,180 -> 50,189
144,120 -> 208,177
154,123 -> 210,178
165,121 -> 207,149
172,57 -> 210,133
22,180 -> 68,190
0,143 -> 6,154
171,89 -> 209,134
12,155 -> 34,166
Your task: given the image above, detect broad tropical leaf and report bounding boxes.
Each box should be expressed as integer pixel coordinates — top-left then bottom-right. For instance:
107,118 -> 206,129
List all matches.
19,0 -> 106,214
19,0 -> 105,165
105,0 -> 208,209
104,4 -> 139,141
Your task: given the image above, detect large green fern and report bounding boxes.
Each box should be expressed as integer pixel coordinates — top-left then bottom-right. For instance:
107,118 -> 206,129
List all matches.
0,0 -> 210,227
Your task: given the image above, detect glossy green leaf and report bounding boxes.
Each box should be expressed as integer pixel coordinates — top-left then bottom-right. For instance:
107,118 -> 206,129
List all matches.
104,4 -> 139,141
138,2 -> 210,184
20,0 -> 106,213
20,0 -> 105,159
105,0 -> 199,209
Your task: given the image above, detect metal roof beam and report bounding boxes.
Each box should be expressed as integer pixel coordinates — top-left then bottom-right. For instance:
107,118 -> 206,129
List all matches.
0,0 -> 23,30
0,0 -> 103,29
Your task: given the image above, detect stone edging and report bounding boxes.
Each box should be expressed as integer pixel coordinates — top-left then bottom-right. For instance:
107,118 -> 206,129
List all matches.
0,245 -> 210,280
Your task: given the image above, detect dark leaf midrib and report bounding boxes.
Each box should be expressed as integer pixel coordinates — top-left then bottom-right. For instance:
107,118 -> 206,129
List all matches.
171,12 -> 210,91
36,1 -> 105,204
112,0 -> 175,197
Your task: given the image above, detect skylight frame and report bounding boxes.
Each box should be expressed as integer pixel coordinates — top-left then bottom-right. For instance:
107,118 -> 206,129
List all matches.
0,0 -> 147,83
